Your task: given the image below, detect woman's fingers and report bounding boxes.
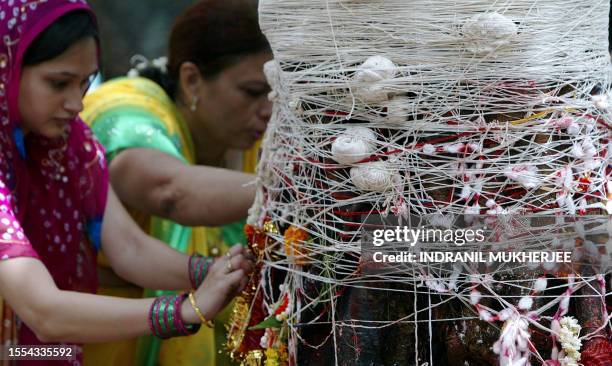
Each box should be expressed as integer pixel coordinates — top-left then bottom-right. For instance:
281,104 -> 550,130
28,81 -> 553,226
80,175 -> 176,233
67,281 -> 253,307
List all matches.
228,254 -> 254,275
223,268 -> 245,291
235,276 -> 249,295
209,256 -> 228,274
195,260 -> 252,319
207,253 -> 253,284
193,244 -> 254,319
228,244 -> 244,256
244,251 -> 256,261
229,253 -> 243,267
240,257 -> 254,274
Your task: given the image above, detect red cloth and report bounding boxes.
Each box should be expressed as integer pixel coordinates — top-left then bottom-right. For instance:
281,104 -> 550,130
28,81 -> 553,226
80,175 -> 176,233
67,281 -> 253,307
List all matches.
581,337 -> 612,366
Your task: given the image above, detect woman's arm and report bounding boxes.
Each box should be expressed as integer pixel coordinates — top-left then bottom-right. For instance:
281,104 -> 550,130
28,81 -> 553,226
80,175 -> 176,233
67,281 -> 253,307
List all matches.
102,186 -> 254,292
108,148 -> 255,227
0,254 -> 249,343
101,186 -> 191,290
0,197 -> 252,344
0,185 -> 253,344
0,256 -> 153,343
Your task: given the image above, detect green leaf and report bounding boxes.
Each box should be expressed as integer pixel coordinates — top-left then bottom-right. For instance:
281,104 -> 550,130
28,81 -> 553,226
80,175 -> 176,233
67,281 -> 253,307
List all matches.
248,315 -> 283,330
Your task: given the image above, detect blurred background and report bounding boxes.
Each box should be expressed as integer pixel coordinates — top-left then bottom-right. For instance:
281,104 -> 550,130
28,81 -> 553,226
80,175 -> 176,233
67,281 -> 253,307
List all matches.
89,0 -> 192,79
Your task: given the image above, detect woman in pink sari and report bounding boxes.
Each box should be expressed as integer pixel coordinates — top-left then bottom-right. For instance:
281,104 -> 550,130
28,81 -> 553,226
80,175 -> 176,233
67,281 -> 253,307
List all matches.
0,0 -> 254,364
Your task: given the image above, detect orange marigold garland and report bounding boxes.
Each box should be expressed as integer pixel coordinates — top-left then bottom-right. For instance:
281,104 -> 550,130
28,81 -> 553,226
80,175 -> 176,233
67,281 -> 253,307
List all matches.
284,225 -> 310,265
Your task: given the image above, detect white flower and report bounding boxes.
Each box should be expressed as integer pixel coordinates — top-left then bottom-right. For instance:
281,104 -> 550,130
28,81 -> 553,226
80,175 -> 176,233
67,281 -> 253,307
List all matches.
557,317 -> 582,364
559,355 -> 579,366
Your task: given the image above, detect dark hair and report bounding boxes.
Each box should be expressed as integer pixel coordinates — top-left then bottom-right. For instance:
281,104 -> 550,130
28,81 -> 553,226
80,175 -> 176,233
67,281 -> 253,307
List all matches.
23,10 -> 98,66
140,0 -> 270,99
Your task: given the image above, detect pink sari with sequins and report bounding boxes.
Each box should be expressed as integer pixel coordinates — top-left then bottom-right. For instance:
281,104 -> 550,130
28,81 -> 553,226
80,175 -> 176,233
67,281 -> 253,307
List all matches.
0,1 -> 108,364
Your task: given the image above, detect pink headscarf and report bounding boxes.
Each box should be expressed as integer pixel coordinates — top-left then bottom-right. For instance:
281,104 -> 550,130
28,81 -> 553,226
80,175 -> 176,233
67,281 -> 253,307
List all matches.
0,0 -> 108,358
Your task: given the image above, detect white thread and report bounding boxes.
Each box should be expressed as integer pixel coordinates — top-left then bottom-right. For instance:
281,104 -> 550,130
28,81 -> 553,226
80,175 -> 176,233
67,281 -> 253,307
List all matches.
240,0 -> 612,363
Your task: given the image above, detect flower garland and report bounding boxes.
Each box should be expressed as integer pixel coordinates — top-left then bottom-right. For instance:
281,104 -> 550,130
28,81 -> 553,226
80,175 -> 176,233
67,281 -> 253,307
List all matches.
255,285 -> 293,366
284,225 -> 310,265
558,317 -> 582,366
226,223 -> 269,365
228,222 -> 296,366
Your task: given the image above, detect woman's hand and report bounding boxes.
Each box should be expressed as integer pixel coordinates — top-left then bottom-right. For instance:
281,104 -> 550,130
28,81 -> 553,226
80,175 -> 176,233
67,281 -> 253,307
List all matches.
181,244 -> 254,324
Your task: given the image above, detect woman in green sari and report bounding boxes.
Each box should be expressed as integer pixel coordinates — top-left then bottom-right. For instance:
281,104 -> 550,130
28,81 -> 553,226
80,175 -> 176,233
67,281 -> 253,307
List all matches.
80,1 -> 272,365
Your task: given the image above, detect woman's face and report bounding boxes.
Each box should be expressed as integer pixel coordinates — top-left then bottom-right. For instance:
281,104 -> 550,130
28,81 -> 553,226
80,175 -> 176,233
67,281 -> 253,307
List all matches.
194,50 -> 273,150
19,37 -> 98,138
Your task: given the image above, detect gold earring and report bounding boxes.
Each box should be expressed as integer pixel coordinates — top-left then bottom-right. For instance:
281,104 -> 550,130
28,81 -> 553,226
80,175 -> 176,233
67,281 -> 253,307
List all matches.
190,96 -> 199,112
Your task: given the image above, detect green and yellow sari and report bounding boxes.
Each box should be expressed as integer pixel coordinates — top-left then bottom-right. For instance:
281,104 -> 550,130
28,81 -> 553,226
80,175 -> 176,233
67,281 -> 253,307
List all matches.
81,77 -> 258,366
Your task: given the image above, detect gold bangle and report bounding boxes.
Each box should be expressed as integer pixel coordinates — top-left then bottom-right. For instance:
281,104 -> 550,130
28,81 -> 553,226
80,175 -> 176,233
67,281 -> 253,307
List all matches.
188,292 -> 214,328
